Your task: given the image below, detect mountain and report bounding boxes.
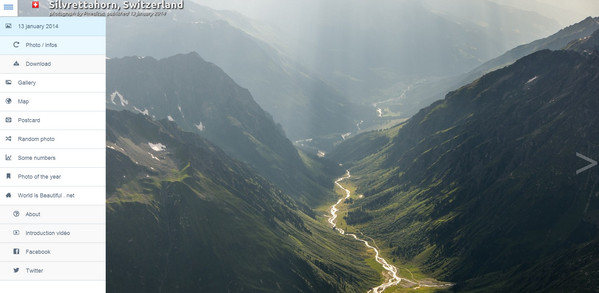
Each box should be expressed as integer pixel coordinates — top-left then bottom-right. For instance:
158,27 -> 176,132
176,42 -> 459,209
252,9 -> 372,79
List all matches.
105,3 -> 368,141
329,37 -> 599,291
106,109 -> 379,292
382,16 -> 599,126
466,16 -> 599,81
564,26 -> 599,53
106,52 -> 337,206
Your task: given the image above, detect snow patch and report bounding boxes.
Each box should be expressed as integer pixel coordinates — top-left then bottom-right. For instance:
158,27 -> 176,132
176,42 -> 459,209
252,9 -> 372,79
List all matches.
295,138 -> 313,144
148,143 -> 166,152
195,122 -> 205,131
178,105 -> 184,118
148,152 -> 160,161
110,91 -> 129,107
167,115 -> 175,122
133,106 -> 149,116
356,120 -> 364,131
526,76 -> 539,84
341,132 -> 352,140
107,144 -> 126,153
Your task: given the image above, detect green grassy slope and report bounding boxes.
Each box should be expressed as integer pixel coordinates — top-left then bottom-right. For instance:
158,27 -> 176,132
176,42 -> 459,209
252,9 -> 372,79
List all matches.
106,110 -> 379,292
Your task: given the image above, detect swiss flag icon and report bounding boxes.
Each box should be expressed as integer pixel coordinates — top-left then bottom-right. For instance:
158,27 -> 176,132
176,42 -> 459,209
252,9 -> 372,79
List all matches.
32,1 -> 39,8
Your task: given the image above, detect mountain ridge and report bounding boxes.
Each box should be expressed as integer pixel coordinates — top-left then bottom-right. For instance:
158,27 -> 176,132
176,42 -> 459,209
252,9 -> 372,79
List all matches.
106,52 -> 337,206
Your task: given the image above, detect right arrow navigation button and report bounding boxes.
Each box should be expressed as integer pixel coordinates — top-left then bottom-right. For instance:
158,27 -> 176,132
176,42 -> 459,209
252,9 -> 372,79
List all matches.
576,152 -> 598,175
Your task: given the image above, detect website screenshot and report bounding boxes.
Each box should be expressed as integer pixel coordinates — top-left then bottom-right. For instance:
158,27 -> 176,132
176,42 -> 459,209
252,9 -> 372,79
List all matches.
1,1 -> 599,293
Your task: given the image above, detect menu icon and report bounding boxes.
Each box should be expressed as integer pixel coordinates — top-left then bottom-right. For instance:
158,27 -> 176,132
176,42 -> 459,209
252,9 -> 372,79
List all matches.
1,1 -> 18,16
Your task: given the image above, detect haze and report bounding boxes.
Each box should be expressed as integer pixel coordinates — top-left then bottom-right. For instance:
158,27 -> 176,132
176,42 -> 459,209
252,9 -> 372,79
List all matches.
196,0 -> 599,27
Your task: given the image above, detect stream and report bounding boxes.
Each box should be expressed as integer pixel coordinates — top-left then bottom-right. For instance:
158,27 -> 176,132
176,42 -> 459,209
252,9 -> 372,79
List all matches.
329,170 -> 452,292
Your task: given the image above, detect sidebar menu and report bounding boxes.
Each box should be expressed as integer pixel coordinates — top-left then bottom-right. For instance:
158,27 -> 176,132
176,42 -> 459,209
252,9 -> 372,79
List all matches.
0,18 -> 106,292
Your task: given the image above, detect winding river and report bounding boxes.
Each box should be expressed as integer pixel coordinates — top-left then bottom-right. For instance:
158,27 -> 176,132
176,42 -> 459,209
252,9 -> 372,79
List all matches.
329,170 -> 452,292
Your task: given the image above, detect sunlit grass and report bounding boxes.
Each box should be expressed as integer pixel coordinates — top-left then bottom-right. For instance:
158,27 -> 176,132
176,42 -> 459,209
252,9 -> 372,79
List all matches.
326,173 -> 453,293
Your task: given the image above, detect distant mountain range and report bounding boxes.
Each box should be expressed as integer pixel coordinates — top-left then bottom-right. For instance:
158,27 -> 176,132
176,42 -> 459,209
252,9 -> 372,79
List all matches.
330,29 -> 599,292
106,110 -> 379,292
200,0 -> 560,104
384,16 -> 599,125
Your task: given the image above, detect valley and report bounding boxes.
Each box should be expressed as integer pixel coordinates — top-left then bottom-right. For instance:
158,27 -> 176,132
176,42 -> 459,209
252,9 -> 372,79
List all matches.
328,171 -> 453,292
100,17 -> 599,293
87,2 -> 599,292
99,17 -> 599,293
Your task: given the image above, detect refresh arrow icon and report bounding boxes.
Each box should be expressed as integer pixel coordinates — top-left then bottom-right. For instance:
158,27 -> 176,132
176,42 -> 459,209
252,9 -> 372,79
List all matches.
576,153 -> 597,175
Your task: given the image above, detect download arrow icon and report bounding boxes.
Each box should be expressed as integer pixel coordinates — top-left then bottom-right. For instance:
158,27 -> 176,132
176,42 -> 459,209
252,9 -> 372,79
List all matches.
576,153 -> 597,175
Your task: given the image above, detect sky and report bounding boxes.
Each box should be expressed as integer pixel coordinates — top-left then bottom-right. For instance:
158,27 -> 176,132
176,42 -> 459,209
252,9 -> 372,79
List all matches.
195,0 -> 599,28
492,0 -> 599,26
